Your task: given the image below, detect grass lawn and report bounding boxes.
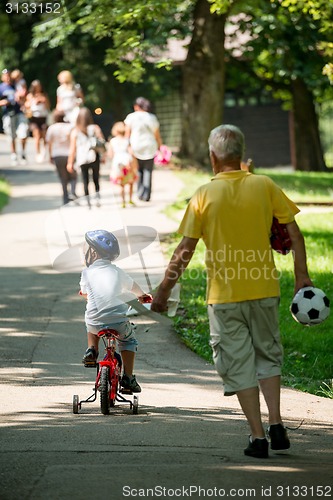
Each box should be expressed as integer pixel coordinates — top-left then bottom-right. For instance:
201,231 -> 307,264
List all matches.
0,177 -> 10,212
165,168 -> 333,398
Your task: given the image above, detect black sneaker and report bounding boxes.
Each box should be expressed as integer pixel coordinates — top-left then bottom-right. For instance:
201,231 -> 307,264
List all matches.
120,374 -> 141,393
268,423 -> 290,451
82,346 -> 98,367
244,437 -> 269,458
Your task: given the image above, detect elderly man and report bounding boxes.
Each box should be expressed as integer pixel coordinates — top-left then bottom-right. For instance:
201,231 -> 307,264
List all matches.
152,124 -> 313,458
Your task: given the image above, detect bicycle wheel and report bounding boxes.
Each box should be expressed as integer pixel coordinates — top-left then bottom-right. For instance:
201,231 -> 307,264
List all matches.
100,366 -> 110,415
73,394 -> 79,414
133,395 -> 139,415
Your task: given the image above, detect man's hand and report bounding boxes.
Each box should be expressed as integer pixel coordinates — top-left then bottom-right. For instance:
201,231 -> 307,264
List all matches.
151,236 -> 198,313
151,287 -> 171,313
286,221 -> 314,294
138,293 -> 153,304
294,277 -> 314,295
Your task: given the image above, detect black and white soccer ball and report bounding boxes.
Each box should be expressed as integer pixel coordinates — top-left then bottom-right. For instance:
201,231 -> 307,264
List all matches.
290,287 -> 330,326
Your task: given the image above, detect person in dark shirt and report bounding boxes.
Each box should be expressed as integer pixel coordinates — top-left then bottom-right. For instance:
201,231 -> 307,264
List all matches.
0,69 -> 29,165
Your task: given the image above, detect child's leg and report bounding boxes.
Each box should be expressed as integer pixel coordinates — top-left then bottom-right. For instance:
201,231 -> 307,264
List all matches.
82,331 -> 99,366
117,322 -> 141,392
120,350 -> 135,377
121,185 -> 125,207
87,331 -> 99,352
129,182 -> 134,203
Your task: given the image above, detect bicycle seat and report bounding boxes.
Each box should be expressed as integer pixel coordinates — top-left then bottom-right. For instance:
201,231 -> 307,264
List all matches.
97,328 -> 120,338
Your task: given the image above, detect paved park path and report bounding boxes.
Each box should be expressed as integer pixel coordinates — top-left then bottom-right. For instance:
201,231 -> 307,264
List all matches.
0,135 -> 332,500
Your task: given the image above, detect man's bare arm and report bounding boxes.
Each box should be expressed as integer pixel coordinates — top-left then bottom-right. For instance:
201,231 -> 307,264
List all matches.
151,236 -> 199,312
286,220 -> 313,293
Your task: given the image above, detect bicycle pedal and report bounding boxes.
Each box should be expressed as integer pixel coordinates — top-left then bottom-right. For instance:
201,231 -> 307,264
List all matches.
83,361 -> 97,368
120,388 -> 133,395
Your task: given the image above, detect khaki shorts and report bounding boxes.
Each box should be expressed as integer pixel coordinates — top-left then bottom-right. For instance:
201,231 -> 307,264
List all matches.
208,297 -> 283,396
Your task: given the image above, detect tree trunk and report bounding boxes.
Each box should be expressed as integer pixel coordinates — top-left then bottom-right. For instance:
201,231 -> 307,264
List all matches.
291,77 -> 327,171
181,0 -> 226,165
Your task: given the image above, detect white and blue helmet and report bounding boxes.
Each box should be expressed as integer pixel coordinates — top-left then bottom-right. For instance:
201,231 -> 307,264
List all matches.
85,230 -> 120,261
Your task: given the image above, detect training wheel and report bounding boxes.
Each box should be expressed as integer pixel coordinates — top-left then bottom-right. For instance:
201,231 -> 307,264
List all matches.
73,394 -> 80,414
133,395 -> 139,415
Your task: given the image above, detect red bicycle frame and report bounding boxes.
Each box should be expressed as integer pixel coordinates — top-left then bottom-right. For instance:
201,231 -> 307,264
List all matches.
96,328 -> 122,404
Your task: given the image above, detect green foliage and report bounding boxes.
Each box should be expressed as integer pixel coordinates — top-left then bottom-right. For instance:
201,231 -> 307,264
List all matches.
166,168 -> 333,219
226,0 -> 333,104
208,0 -> 233,15
0,178 -> 10,213
166,169 -> 333,397
257,170 -> 333,203
32,0 -> 192,83
319,381 -> 333,399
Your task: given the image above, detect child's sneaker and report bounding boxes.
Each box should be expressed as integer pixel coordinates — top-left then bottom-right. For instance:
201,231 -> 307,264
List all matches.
82,346 -> 98,367
120,374 -> 141,393
11,153 -> 18,166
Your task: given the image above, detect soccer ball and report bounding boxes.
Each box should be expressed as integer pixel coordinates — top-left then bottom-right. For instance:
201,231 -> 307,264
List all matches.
290,287 -> 330,326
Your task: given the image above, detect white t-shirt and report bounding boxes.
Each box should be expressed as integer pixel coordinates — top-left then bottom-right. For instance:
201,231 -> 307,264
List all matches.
30,99 -> 48,118
56,84 -> 82,123
109,136 -> 132,172
56,85 -> 77,112
75,124 -> 99,166
124,111 -> 159,160
45,122 -> 73,157
80,259 -> 134,326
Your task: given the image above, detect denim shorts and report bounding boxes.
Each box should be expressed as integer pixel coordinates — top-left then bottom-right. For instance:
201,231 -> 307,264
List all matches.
86,321 -> 138,353
208,297 -> 283,396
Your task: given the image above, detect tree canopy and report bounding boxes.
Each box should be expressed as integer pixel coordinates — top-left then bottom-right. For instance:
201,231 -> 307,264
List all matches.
1,0 -> 332,168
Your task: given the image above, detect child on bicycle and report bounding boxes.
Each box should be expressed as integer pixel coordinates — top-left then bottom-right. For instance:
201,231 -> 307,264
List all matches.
80,229 -> 151,393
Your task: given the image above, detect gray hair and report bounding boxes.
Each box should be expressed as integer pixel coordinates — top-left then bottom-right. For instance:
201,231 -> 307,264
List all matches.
208,124 -> 245,160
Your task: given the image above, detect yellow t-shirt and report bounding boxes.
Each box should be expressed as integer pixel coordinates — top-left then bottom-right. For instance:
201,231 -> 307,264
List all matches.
178,171 -> 299,303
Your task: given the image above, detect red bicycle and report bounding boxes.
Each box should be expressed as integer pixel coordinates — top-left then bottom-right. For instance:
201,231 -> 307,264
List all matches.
73,327 -> 139,415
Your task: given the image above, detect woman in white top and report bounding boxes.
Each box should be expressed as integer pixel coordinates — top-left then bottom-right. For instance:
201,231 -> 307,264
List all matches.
56,70 -> 84,125
25,79 -> 50,162
124,97 -> 162,202
45,110 -> 76,205
67,107 -> 105,208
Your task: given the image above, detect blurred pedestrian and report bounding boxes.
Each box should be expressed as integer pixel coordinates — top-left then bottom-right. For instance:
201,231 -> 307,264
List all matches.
66,107 -> 105,208
45,110 -> 77,205
0,69 -> 29,165
124,97 -> 162,202
108,121 -> 137,208
11,69 -> 28,110
25,79 -> 50,163
56,70 -> 83,125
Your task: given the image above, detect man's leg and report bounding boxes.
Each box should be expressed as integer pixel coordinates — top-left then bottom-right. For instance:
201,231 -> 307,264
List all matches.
236,386 -> 265,439
141,160 -> 153,201
259,375 -> 282,425
137,159 -> 144,198
259,375 -> 290,450
237,386 -> 269,458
